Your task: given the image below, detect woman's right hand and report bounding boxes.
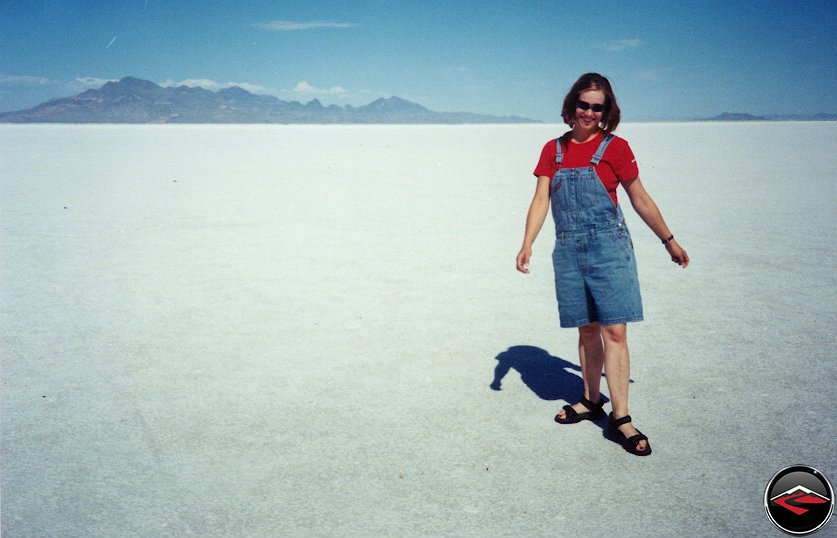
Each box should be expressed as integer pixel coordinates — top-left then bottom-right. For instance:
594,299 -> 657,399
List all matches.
516,247 -> 532,273
517,176 -> 551,275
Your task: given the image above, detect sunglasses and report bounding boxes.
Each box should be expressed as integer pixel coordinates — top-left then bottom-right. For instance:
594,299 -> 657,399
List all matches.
576,100 -> 606,113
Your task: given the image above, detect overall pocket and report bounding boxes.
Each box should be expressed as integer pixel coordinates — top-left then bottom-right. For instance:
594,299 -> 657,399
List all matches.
611,227 -> 635,262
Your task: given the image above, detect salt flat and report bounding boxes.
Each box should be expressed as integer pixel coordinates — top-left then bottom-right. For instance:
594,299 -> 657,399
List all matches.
1,123 -> 835,537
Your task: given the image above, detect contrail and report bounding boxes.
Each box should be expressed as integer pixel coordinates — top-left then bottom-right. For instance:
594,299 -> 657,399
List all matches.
106,36 -> 117,49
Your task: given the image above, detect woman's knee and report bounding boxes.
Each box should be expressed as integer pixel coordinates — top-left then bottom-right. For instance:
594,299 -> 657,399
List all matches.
578,323 -> 601,340
602,323 -> 627,345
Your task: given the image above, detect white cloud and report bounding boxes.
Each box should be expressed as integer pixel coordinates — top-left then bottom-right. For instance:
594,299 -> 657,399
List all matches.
0,75 -> 117,90
294,81 -> 348,96
233,82 -> 273,94
0,74 -> 54,86
254,20 -> 359,31
73,77 -> 118,88
161,78 -> 272,94
162,78 -> 222,90
597,39 -> 642,51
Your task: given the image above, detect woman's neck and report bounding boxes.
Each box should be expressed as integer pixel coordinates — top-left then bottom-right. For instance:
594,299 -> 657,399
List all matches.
570,127 -> 601,144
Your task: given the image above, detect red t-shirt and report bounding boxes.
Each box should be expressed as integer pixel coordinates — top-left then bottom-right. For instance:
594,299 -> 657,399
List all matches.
533,132 -> 639,206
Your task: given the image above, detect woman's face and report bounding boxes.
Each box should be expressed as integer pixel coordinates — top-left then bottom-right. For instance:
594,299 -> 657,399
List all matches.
573,88 -> 606,134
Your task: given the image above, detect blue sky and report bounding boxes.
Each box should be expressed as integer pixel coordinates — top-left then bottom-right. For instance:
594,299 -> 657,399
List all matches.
1,0 -> 836,121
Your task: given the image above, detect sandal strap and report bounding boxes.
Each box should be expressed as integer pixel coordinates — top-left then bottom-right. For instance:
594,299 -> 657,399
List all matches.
626,433 -> 648,444
579,397 -> 603,412
610,414 -> 633,427
561,404 -> 578,418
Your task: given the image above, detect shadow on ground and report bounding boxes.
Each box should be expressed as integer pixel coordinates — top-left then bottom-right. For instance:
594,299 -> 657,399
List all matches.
491,345 -> 635,449
491,345 -> 593,401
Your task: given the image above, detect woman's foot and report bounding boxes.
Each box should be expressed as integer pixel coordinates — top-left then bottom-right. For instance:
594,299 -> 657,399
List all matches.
555,396 -> 605,424
608,413 -> 651,456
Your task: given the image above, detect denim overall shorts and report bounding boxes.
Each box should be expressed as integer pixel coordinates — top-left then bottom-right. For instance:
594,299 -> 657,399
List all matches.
550,134 -> 643,328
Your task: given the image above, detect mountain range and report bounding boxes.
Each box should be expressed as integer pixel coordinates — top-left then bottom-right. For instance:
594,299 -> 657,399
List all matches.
708,112 -> 837,121
3,77 -> 833,124
0,76 -> 539,124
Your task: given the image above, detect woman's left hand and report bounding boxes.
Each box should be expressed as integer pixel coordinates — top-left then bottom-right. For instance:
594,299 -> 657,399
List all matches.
665,239 -> 689,268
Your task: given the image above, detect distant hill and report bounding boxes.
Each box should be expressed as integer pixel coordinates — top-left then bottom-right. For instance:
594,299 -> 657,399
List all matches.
0,76 -> 540,124
709,112 -> 766,121
707,111 -> 837,122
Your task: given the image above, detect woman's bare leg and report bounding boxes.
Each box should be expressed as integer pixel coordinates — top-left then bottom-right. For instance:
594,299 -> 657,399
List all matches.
556,323 -> 605,419
602,323 -> 647,451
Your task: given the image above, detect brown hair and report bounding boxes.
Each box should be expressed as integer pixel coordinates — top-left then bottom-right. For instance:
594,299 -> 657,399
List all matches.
561,73 -> 621,134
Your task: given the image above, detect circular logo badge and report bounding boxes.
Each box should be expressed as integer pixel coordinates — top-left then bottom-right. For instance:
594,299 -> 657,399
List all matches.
765,465 -> 834,535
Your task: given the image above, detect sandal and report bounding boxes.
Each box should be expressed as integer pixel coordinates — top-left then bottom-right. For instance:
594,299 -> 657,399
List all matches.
554,396 -> 605,424
608,413 -> 652,456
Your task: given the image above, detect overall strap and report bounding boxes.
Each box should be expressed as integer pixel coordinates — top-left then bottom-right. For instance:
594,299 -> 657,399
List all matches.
590,134 -> 615,165
554,136 -> 564,165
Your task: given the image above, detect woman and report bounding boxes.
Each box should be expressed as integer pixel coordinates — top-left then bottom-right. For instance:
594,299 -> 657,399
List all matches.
515,73 -> 688,456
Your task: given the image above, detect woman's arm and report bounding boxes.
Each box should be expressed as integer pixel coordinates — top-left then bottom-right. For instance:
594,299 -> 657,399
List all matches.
516,176 -> 552,273
622,176 -> 689,268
